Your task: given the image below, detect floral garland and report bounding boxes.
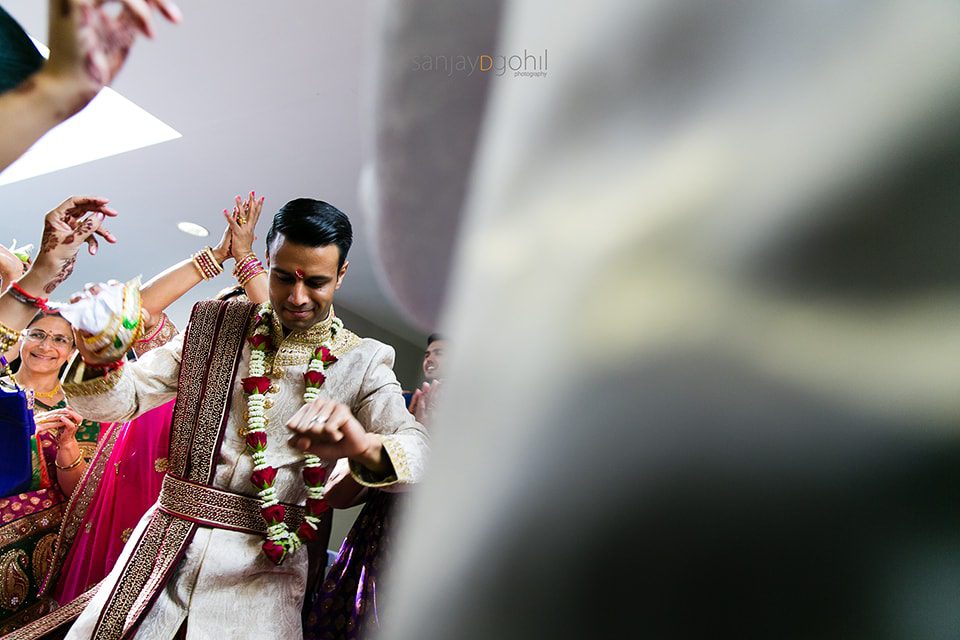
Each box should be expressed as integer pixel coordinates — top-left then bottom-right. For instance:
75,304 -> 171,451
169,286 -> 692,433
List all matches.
242,302 -> 340,565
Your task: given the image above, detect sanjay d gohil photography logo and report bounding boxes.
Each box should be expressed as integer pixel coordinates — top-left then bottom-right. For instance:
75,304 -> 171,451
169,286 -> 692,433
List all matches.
412,49 -> 548,78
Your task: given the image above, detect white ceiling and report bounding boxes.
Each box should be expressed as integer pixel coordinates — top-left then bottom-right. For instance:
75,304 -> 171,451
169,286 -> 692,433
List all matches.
0,0 -> 425,345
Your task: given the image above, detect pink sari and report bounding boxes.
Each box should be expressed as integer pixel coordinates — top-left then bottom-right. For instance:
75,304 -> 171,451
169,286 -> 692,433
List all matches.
51,400 -> 174,604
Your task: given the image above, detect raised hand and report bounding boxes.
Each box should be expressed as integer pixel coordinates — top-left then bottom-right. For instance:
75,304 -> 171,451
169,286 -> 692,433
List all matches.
35,196 -> 118,294
223,191 -> 265,260
210,224 -> 233,267
42,0 -> 183,114
408,379 -> 442,427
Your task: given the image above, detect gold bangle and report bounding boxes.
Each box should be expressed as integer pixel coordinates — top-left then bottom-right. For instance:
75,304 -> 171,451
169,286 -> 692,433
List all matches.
55,450 -> 85,470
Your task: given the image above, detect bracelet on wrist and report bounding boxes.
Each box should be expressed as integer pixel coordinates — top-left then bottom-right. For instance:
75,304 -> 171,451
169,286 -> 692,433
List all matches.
233,254 -> 265,287
136,314 -> 166,344
191,246 -> 224,280
55,450 -> 84,470
8,282 -> 50,312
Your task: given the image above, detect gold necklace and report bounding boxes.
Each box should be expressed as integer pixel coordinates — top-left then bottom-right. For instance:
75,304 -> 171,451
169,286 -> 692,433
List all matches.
12,373 -> 62,401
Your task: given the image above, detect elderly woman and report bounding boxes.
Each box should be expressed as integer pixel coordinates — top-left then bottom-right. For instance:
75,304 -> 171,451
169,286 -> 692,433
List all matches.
0,311 -> 103,631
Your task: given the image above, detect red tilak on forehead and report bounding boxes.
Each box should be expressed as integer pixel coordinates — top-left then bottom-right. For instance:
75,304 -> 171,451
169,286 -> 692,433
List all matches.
295,268 -> 305,279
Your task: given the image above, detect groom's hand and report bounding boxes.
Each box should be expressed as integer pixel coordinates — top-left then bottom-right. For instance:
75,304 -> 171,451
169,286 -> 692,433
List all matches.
286,398 -> 390,475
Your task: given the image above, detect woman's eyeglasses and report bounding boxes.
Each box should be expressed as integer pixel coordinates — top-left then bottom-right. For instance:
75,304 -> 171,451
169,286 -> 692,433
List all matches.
22,329 -> 74,348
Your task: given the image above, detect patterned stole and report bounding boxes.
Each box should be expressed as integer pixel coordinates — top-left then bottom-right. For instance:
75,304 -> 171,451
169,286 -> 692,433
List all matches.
91,300 -> 254,640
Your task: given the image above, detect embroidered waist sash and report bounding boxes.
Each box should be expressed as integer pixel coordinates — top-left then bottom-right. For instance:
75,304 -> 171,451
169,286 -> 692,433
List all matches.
157,474 -> 304,536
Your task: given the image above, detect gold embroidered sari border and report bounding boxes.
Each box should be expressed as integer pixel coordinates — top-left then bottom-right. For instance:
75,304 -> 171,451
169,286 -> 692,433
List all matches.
0,583 -> 99,640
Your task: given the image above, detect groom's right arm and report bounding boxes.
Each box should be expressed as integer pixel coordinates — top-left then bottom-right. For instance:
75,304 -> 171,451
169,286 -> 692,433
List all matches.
63,332 -> 184,423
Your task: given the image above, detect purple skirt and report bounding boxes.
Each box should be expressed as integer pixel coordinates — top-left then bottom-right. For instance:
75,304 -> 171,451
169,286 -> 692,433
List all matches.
304,490 -> 399,640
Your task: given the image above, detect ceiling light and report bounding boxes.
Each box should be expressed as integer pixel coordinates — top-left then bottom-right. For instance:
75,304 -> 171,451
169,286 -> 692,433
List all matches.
177,222 -> 209,237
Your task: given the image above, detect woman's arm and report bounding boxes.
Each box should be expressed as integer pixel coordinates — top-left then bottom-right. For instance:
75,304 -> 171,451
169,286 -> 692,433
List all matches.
139,227 -> 233,325
0,196 -> 117,339
35,406 -> 87,496
0,0 -> 182,173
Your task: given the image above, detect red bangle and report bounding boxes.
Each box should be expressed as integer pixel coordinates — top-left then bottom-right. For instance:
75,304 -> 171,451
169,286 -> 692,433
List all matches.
8,282 -> 49,312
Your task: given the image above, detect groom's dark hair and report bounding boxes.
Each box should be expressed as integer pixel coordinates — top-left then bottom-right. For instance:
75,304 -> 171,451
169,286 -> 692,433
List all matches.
266,198 -> 353,268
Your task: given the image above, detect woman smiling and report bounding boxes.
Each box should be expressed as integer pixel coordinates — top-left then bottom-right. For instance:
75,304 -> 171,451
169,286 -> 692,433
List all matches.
0,312 -> 105,631
13,314 -> 99,492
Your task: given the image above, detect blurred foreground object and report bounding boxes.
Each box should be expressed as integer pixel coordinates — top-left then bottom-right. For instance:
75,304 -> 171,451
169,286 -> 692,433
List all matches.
0,0 -> 181,173
371,1 -> 960,638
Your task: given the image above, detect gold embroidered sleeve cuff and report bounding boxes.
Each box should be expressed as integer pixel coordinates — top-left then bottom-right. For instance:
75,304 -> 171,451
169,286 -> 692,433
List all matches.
62,362 -> 124,397
348,435 -> 413,488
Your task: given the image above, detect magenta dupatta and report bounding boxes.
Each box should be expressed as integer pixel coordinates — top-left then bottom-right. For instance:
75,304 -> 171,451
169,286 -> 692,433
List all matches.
52,400 -> 175,604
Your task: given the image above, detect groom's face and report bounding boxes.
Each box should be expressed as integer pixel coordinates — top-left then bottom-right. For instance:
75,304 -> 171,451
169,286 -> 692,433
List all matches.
266,234 -> 348,332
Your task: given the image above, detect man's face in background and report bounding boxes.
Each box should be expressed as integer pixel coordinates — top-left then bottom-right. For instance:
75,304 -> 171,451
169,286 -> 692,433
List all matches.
423,339 -> 446,381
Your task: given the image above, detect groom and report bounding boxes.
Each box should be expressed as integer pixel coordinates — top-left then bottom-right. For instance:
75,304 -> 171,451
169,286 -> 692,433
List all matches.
61,198 -> 427,639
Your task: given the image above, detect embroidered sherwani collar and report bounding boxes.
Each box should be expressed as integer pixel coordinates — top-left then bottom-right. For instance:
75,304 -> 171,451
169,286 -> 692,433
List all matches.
264,305 -> 362,377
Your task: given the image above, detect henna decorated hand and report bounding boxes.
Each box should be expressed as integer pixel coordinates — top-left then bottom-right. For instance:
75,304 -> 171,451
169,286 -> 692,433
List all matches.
223,191 -> 265,260
34,196 -> 118,294
41,0 -> 182,116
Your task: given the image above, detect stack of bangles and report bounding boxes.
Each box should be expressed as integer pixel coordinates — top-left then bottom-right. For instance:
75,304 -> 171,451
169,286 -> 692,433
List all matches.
233,253 -> 266,287
192,247 -> 223,280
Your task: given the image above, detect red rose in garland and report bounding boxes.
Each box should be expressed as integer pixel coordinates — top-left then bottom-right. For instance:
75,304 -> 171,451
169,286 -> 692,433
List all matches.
302,465 -> 328,486
241,376 -> 271,394
297,521 -> 320,542
306,498 -> 329,517
248,334 -> 273,351
245,431 -> 268,452
304,370 -> 326,387
261,503 -> 286,525
262,540 -> 286,565
250,466 -> 277,490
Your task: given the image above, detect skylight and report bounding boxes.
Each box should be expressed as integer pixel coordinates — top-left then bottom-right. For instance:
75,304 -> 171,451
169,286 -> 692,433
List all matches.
0,39 -> 181,187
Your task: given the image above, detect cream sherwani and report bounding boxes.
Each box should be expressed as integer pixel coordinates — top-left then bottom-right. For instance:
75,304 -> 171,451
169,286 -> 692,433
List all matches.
62,309 -> 427,639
